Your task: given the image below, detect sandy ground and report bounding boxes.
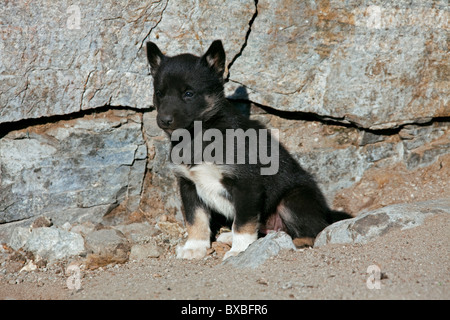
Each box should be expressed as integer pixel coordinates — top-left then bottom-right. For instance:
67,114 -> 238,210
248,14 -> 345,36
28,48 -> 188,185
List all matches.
1,213 -> 448,301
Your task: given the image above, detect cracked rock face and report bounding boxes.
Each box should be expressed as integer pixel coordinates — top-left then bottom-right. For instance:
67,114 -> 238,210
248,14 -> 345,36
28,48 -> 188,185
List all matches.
0,0 -> 254,124
0,1 -> 448,129
147,0 -> 255,63
226,0 -> 449,129
0,0 -> 166,123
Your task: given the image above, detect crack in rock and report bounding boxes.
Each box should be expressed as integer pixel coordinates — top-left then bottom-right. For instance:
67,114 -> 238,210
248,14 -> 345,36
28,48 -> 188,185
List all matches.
138,0 -> 169,52
226,0 -> 258,82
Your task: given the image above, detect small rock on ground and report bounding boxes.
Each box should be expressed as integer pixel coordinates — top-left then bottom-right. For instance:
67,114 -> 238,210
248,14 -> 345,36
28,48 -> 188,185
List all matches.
129,242 -> 161,261
10,227 -> 84,262
223,231 -> 296,269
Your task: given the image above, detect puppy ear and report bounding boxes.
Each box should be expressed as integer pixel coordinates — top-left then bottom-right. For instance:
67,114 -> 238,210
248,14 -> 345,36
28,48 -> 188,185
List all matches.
201,40 -> 226,77
146,41 -> 165,76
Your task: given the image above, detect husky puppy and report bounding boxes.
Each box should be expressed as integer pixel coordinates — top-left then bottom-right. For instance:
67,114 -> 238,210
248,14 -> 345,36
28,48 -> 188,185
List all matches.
146,40 -> 349,260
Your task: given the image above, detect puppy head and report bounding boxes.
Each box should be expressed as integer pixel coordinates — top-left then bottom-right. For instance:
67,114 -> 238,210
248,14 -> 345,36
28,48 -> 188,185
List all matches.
146,40 -> 226,132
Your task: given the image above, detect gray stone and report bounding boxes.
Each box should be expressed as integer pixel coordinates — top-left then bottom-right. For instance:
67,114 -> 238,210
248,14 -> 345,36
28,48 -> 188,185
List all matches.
129,242 -> 161,260
84,229 -> 129,256
0,0 -> 254,124
0,0 -> 161,123
148,0 -> 254,63
8,227 -> 31,251
223,232 -> 296,269
314,198 -> 450,247
359,132 -> 387,146
264,115 -> 450,203
4,0 -> 447,130
226,0 -> 449,130
31,216 -> 53,229
114,222 -> 160,244
70,222 -> 96,236
9,227 -> 85,262
0,110 -> 146,229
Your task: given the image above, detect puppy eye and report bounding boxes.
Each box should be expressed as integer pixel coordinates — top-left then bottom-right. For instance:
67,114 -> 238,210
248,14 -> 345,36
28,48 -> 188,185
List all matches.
183,91 -> 194,98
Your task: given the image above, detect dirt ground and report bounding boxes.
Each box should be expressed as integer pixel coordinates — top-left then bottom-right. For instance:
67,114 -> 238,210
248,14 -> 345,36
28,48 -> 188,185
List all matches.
1,213 -> 448,301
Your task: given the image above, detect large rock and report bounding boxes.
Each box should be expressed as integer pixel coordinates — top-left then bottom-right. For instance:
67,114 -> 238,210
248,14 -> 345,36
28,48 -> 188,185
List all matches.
0,0 -> 255,124
0,0 -> 161,123
227,0 -> 449,129
3,0 -> 447,130
148,0 -> 255,62
314,198 -> 450,247
0,109 -> 147,229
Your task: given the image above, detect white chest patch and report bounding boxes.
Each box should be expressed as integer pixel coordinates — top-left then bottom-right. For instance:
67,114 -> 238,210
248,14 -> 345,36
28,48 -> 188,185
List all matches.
174,163 -> 235,219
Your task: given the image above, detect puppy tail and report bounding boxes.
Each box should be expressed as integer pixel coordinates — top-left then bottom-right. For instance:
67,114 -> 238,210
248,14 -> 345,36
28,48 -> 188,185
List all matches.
327,210 -> 353,224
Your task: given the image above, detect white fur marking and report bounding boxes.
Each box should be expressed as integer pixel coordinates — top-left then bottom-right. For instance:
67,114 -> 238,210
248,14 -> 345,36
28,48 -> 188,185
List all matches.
174,163 -> 236,219
223,231 -> 258,260
176,239 -> 210,260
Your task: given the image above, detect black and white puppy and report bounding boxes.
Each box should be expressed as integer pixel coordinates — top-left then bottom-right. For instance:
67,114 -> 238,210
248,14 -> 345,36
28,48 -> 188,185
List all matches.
146,40 -> 349,260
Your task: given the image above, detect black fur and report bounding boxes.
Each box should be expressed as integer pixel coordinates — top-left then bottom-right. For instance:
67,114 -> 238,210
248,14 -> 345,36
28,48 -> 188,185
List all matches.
146,40 -> 350,249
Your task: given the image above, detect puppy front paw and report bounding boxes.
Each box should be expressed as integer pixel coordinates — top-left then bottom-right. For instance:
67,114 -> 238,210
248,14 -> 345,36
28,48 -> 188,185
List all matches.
221,232 -> 257,260
176,239 -> 210,260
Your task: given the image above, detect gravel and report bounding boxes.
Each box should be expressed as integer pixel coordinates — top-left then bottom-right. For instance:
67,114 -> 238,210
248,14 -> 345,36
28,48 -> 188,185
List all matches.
0,214 -> 448,300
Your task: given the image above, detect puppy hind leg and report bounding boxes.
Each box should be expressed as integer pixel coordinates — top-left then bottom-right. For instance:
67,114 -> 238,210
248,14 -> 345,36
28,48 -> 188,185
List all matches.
277,187 -> 329,239
223,221 -> 258,260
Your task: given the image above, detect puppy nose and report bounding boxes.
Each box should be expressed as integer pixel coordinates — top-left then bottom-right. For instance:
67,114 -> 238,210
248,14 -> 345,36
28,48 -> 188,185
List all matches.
160,114 -> 173,126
